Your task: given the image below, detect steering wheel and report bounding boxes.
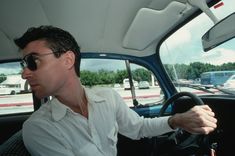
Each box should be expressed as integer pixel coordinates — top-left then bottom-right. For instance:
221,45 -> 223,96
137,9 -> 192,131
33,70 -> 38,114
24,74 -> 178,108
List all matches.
157,92 -> 210,155
159,92 -> 204,115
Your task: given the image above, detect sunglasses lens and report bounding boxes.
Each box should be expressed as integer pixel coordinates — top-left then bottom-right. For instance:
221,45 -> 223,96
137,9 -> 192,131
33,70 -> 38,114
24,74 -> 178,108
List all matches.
27,55 -> 37,71
22,54 -> 37,71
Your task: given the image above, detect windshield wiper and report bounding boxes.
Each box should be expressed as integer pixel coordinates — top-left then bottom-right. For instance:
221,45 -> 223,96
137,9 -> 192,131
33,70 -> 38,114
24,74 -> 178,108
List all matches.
174,83 -> 215,94
213,86 -> 235,95
189,84 -> 215,94
187,84 -> 235,95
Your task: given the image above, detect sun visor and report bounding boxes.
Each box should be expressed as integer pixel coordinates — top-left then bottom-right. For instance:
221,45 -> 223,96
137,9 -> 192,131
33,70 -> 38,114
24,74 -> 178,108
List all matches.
123,2 -> 187,50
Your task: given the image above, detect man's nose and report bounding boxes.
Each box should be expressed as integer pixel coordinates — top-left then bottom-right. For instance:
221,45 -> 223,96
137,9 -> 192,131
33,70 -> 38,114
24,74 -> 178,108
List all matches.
21,67 -> 32,80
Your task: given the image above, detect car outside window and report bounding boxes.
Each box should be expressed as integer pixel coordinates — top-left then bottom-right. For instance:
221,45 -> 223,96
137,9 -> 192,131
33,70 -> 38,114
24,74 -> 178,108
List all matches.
160,0 -> 235,96
0,62 -> 33,115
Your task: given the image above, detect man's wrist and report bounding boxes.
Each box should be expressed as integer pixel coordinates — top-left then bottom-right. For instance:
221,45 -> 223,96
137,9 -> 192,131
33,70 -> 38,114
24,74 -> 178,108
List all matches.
168,114 -> 179,130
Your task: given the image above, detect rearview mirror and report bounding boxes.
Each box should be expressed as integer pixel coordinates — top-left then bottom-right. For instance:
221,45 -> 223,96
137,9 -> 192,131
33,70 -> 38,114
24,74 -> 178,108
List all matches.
202,12 -> 235,52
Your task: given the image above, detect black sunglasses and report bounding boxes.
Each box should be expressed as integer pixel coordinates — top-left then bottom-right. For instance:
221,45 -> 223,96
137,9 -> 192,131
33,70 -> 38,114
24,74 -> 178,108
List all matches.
21,52 -> 61,71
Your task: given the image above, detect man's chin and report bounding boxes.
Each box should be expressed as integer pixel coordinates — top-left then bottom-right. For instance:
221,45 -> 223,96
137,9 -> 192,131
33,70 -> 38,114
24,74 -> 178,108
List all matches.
34,91 -> 49,99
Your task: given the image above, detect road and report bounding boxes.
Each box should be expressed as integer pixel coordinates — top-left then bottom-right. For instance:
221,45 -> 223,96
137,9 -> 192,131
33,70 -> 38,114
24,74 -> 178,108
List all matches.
0,87 -> 162,114
0,94 -> 33,114
0,86 -> 217,114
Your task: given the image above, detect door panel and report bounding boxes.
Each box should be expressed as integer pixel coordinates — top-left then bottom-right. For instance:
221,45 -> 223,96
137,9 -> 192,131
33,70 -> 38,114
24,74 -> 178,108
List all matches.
0,114 -> 30,144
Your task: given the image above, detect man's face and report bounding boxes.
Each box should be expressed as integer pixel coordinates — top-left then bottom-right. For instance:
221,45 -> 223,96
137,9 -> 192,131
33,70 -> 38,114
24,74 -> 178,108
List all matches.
21,40 -> 67,98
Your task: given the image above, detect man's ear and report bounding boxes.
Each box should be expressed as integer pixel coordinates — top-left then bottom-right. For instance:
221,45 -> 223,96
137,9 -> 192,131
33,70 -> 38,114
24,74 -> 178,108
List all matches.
63,51 -> 75,69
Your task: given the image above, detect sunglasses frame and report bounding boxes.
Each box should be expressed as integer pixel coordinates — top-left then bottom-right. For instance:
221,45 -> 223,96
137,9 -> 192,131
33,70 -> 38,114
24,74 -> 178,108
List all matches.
21,52 -> 62,71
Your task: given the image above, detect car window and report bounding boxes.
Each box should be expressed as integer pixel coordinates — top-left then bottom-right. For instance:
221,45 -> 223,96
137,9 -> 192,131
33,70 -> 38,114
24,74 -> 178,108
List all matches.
80,59 -> 163,107
160,0 -> 235,96
0,62 -> 33,115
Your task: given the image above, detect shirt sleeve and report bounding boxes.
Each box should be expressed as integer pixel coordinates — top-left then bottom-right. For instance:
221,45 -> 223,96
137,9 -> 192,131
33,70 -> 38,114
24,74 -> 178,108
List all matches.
23,119 -> 74,156
111,89 -> 174,140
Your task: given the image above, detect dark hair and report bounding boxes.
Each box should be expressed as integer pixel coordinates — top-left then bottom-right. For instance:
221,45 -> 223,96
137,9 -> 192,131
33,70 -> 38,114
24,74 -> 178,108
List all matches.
14,25 -> 81,76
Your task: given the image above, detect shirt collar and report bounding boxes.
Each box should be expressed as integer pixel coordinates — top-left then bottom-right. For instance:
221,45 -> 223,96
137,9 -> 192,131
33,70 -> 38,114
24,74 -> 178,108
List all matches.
50,87 -> 105,121
50,98 -> 68,121
84,87 -> 105,103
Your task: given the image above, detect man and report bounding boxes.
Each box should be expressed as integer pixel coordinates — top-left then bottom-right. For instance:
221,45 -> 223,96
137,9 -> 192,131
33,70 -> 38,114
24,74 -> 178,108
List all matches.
15,25 -> 217,156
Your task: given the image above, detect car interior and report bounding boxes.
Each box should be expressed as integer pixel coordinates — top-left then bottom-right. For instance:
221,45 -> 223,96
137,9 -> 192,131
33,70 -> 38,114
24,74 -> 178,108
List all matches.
0,0 -> 235,155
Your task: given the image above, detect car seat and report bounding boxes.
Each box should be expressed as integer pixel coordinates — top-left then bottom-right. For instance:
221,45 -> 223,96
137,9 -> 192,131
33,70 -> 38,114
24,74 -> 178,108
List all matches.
0,130 -> 30,156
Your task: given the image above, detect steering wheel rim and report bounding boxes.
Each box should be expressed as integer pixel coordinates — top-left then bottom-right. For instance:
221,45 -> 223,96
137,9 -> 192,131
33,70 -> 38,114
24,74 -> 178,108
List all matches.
158,91 -> 204,117
157,92 -> 210,155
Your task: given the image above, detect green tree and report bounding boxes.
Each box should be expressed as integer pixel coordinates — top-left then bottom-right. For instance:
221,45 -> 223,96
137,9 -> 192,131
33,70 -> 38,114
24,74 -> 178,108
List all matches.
220,62 -> 235,71
132,68 -> 151,82
0,74 -> 7,83
80,70 -> 99,87
174,64 -> 189,79
98,69 -> 115,84
115,70 -> 128,84
187,62 -> 208,79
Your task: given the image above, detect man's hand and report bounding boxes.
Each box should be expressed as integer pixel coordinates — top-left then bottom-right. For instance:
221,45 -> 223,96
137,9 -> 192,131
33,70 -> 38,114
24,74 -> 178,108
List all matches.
168,105 -> 217,134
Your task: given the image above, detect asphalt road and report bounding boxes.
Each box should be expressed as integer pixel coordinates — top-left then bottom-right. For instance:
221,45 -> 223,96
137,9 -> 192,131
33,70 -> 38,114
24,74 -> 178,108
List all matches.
0,86 -> 217,115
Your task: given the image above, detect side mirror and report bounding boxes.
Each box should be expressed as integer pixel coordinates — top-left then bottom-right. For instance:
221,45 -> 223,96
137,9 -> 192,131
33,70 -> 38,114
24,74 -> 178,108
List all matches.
202,12 -> 235,52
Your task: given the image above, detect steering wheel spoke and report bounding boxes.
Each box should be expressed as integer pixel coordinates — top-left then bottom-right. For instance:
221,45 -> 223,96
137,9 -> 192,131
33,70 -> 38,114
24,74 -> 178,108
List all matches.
156,92 -> 212,155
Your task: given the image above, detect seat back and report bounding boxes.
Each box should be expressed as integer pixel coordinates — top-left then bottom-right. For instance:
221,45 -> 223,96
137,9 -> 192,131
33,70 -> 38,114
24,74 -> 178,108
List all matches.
0,130 -> 30,156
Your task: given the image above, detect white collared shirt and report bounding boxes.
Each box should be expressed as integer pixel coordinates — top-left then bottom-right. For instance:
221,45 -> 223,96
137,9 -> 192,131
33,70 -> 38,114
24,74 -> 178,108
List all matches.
23,87 -> 173,156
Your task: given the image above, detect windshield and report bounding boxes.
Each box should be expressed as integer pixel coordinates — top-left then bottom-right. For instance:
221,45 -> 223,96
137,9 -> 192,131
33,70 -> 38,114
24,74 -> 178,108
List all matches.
160,0 -> 235,96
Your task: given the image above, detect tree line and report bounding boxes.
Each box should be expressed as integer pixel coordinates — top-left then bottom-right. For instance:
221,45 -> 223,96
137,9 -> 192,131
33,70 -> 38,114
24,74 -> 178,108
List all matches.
80,62 -> 235,86
80,68 -> 151,87
165,62 -> 235,81
0,62 -> 234,86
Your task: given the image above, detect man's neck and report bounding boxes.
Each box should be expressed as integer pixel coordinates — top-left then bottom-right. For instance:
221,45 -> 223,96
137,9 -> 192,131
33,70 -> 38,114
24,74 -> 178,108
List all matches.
55,78 -> 89,118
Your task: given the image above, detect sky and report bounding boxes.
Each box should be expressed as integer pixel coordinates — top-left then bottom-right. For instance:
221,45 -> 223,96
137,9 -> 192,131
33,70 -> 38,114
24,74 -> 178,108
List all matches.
160,0 -> 235,65
0,62 -> 21,75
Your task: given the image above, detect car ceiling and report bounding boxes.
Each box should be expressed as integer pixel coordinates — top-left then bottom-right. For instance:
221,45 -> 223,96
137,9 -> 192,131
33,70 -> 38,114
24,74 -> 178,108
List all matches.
0,0 -> 216,61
